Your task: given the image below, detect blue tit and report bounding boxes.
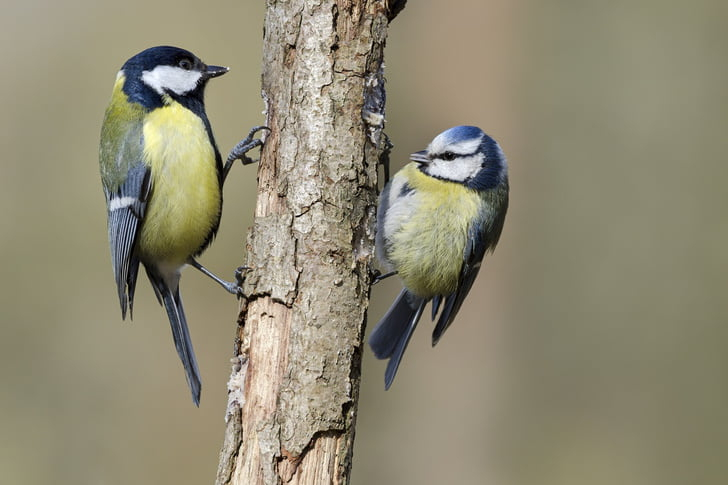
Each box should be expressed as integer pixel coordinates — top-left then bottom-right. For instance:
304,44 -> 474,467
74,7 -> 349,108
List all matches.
99,46 -> 261,405
369,125 -> 509,389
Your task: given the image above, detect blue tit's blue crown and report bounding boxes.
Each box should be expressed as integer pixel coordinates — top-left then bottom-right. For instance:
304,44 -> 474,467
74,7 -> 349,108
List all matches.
440,125 -> 485,145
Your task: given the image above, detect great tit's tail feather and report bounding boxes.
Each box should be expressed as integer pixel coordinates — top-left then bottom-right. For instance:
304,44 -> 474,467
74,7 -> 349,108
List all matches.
369,290 -> 426,390
146,268 -> 202,406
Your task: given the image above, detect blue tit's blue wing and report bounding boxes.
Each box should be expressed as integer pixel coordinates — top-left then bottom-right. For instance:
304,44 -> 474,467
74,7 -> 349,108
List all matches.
431,295 -> 442,321
431,218 -> 488,345
104,162 -> 151,319
432,190 -> 508,344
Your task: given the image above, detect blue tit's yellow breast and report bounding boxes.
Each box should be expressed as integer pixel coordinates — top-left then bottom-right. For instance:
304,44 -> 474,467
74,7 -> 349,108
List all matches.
386,164 -> 481,297
137,98 -> 221,264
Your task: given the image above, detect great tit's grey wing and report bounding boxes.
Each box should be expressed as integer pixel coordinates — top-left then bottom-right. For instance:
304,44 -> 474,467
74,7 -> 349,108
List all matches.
105,163 -> 151,319
100,106 -> 153,318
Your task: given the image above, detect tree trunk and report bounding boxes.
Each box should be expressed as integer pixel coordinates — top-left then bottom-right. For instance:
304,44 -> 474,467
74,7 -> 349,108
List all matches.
216,1 -> 400,483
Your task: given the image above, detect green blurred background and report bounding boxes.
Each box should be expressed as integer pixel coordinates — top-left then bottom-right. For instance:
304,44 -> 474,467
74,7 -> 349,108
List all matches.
2,1 -> 727,483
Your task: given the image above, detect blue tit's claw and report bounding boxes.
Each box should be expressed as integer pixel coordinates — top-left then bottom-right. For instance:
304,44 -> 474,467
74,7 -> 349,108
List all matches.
371,270 -> 397,285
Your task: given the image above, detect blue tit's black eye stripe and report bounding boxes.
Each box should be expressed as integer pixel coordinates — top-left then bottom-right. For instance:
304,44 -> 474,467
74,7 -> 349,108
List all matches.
439,151 -> 456,161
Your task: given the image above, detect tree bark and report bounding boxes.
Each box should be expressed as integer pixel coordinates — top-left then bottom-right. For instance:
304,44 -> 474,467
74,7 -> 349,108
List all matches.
216,1 -> 399,483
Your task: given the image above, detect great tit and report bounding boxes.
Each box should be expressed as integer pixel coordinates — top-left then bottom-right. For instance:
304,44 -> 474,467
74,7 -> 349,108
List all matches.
369,125 -> 509,389
99,46 -> 263,405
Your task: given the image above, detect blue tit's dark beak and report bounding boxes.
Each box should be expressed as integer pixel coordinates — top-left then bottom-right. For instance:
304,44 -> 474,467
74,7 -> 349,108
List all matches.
204,65 -> 229,79
410,150 -> 430,164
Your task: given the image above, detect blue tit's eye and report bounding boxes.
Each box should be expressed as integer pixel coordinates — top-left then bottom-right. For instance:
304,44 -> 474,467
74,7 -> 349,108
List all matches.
178,59 -> 193,70
440,151 -> 457,161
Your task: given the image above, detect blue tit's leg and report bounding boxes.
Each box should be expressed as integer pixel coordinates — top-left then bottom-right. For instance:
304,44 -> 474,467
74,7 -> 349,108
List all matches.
370,269 -> 398,285
188,258 -> 240,295
223,126 -> 270,183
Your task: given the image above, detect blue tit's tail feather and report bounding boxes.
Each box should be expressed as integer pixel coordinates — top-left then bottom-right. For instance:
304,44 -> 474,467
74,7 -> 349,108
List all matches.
369,290 -> 427,389
146,268 -> 202,406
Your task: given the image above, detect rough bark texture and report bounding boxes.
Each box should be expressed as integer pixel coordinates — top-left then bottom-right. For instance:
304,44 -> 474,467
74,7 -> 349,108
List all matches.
216,1 -> 396,484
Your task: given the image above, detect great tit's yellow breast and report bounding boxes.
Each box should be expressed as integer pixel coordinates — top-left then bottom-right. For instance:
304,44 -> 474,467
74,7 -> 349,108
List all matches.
137,99 -> 221,264
386,164 -> 480,297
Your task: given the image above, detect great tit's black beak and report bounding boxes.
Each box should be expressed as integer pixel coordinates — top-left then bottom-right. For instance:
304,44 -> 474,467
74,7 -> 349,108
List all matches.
204,65 -> 229,79
409,150 -> 430,164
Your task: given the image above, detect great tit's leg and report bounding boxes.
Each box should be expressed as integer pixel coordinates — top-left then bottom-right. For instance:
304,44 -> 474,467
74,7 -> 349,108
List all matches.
188,258 -> 239,295
371,270 -> 398,285
222,126 -> 270,184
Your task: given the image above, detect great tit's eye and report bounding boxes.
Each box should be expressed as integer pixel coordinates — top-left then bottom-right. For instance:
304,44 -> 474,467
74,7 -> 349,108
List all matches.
440,151 -> 457,161
178,59 -> 193,70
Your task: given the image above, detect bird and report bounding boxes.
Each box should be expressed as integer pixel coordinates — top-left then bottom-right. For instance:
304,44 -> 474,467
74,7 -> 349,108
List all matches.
369,125 -> 509,389
99,46 -> 265,405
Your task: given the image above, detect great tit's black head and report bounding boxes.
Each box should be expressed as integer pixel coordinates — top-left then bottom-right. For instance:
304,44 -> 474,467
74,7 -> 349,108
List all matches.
120,46 -> 228,108
412,125 -> 508,190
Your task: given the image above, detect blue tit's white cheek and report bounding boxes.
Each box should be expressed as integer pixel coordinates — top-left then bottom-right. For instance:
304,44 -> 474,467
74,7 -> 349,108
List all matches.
425,154 -> 484,182
141,65 -> 202,96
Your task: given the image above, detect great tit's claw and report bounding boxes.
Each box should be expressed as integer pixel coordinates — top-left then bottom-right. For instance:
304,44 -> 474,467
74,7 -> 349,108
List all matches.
226,126 -> 270,166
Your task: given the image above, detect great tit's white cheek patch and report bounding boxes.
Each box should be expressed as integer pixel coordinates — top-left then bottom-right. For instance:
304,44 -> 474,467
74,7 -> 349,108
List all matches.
141,66 -> 202,96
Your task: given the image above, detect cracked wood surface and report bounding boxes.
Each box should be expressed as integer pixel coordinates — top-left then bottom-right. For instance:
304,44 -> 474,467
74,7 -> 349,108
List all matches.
216,1 -> 395,484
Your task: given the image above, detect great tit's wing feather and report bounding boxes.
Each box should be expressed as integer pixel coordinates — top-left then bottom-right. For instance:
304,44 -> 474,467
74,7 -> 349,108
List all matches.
105,162 -> 151,319
100,109 -> 152,319
369,290 -> 427,389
